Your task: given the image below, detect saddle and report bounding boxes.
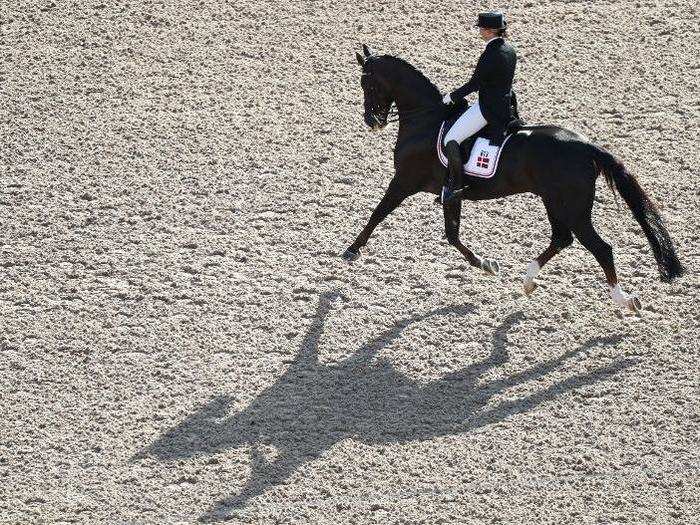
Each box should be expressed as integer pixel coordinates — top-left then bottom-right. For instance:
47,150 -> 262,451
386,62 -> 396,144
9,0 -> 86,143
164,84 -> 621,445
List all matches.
437,101 -> 526,179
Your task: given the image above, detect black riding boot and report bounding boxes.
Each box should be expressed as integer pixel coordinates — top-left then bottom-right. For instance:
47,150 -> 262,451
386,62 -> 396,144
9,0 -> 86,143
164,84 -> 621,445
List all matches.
441,140 -> 463,204
489,124 -> 506,147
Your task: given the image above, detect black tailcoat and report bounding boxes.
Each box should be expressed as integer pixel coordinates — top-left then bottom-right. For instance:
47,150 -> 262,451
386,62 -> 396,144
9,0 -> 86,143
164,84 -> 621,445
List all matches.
449,38 -> 517,131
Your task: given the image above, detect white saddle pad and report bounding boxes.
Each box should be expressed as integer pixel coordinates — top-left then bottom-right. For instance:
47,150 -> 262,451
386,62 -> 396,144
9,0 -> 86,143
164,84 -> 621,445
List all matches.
464,137 -> 503,178
436,122 -> 532,179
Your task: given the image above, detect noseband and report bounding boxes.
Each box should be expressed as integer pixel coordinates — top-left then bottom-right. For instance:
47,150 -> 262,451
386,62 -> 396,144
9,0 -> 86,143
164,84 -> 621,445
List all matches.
361,68 -> 392,126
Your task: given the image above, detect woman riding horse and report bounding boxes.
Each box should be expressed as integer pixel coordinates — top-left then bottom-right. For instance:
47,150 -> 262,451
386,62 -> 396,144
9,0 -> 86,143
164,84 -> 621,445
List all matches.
442,11 -> 518,203
348,34 -> 684,312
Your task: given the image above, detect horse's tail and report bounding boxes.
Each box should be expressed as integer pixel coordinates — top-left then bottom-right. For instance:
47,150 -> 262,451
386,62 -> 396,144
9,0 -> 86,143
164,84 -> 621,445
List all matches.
590,144 -> 684,282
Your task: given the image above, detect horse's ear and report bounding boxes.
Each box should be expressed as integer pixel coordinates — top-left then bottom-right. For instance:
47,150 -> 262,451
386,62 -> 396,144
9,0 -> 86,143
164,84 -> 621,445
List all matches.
362,43 -> 372,57
355,52 -> 365,67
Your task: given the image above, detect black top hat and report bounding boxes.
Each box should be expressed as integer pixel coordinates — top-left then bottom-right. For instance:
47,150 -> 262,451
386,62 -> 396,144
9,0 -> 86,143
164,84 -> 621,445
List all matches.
475,11 -> 506,29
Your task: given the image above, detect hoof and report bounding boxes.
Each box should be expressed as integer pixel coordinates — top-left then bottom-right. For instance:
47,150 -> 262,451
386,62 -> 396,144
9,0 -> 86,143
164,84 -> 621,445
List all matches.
342,248 -> 360,262
523,279 -> 538,296
627,296 -> 642,313
481,258 -> 500,276
610,284 -> 642,314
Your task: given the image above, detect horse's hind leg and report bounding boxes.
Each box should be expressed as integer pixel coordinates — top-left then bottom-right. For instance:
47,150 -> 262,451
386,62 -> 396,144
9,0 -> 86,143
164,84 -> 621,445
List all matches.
571,217 -> 641,313
443,196 -> 499,275
523,205 -> 573,295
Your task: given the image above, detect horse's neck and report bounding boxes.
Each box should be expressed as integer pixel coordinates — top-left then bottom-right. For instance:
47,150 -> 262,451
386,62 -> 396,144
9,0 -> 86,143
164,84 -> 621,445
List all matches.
393,83 -> 443,138
385,60 -> 440,112
394,85 -> 439,114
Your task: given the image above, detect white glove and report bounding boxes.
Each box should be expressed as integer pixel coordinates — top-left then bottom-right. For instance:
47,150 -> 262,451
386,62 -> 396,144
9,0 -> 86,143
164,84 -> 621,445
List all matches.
442,93 -> 452,104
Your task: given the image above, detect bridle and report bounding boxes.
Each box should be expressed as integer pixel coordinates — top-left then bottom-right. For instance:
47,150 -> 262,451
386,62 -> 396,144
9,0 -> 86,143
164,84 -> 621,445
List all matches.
361,61 -> 442,126
361,68 -> 392,127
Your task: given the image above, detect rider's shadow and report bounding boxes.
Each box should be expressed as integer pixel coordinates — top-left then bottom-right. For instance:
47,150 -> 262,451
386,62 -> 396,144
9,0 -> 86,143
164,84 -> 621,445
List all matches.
137,291 -> 632,521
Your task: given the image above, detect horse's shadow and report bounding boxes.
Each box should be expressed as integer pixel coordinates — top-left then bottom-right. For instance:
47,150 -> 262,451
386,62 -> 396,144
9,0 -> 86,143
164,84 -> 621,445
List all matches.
137,291 -> 631,521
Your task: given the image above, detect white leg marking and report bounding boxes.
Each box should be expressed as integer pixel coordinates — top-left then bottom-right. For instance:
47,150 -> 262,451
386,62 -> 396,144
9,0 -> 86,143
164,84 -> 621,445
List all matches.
526,260 -> 540,280
609,283 -> 629,307
523,260 -> 540,295
609,283 -> 642,312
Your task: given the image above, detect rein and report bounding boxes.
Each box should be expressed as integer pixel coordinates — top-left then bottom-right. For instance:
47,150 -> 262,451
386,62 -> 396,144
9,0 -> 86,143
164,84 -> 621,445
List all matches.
385,103 -> 442,123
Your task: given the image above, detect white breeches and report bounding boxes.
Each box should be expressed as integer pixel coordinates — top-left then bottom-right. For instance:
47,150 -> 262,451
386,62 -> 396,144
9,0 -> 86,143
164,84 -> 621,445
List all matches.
443,101 -> 488,146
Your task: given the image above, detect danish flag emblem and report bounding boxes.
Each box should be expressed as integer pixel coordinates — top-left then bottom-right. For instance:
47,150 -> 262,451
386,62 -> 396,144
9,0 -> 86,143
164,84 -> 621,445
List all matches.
476,150 -> 490,169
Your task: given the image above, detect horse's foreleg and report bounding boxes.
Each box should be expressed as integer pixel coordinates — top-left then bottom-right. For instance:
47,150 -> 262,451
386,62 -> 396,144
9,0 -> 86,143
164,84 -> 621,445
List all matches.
443,197 -> 499,275
343,183 -> 408,261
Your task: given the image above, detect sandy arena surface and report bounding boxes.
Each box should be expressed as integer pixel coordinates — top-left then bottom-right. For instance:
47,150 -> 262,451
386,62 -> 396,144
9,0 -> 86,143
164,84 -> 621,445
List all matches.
1,1 -> 699,523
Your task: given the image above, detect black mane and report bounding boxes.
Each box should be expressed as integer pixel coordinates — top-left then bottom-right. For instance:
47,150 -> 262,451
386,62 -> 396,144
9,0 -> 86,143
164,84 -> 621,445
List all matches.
375,55 -> 442,102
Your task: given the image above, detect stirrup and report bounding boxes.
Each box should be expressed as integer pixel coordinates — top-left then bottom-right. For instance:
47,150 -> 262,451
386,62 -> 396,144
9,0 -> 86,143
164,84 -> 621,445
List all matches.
441,185 -> 463,204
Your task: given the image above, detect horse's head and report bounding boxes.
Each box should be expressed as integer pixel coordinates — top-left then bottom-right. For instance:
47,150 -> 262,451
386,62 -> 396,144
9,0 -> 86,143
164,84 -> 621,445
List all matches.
355,44 -> 393,131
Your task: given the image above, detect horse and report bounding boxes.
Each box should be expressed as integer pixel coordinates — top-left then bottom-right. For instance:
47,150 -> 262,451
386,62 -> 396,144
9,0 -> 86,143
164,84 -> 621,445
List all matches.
343,44 -> 684,313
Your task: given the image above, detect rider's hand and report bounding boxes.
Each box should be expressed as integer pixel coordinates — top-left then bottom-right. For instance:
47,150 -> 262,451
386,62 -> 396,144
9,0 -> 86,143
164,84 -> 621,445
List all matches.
442,93 -> 452,104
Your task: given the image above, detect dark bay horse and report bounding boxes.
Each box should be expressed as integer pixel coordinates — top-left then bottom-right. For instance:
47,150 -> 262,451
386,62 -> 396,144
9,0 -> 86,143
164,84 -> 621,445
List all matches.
344,45 -> 683,312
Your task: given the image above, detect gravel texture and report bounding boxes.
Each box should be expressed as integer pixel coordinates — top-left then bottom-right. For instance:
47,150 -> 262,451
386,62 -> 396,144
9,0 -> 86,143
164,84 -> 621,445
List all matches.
1,1 -> 698,524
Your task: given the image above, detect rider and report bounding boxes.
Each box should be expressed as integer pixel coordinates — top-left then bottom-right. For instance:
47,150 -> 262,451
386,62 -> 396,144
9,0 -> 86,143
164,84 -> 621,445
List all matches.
441,11 -> 518,203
